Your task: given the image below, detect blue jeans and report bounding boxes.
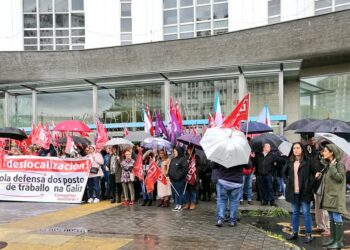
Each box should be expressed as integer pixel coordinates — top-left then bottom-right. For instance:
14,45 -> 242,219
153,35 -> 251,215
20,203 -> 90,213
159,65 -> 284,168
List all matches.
216,182 -> 241,223
291,194 -> 312,233
257,175 -> 275,202
240,174 -> 253,201
328,211 -> 343,223
141,182 -> 153,201
185,184 -> 197,203
171,180 -> 185,206
87,177 -> 101,199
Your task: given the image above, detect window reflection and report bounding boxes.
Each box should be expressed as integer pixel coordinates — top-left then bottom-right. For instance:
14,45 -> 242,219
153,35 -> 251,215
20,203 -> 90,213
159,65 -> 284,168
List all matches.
9,95 -> 32,127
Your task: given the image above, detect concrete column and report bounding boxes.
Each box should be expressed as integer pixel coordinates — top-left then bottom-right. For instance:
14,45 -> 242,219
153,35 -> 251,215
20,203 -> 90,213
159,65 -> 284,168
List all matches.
92,86 -> 98,121
238,73 -> 247,100
32,90 -> 37,124
4,92 -> 9,126
164,80 -> 170,123
279,68 -> 284,135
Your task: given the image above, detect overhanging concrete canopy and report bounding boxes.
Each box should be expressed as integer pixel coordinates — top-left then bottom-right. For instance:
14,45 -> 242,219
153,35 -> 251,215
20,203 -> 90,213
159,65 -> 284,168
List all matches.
0,10 -> 349,85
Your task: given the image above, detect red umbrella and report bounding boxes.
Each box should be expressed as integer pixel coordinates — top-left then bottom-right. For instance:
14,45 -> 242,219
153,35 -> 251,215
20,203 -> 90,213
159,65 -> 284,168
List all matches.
53,120 -> 91,132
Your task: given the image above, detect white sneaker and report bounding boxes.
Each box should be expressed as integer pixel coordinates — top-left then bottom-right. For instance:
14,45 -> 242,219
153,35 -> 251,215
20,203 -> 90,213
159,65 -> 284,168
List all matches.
93,198 -> 100,203
278,195 -> 285,200
88,198 -> 93,203
172,205 -> 179,211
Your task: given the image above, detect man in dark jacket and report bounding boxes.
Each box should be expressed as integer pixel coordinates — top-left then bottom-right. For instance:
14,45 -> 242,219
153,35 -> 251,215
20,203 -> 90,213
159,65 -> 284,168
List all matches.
168,146 -> 188,211
252,143 -> 278,206
211,161 -> 250,227
106,145 -> 122,203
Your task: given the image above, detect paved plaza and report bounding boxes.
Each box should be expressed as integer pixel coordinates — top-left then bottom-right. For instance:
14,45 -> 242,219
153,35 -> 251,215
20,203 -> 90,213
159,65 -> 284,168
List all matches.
0,200 -> 299,250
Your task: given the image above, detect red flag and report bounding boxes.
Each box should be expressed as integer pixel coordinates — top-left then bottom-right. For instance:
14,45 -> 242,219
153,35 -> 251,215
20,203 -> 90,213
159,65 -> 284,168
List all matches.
51,121 -> 62,147
221,93 -> 250,129
132,149 -> 144,181
19,130 -> 31,154
123,127 -> 129,137
170,97 -> 175,115
144,161 -> 162,193
0,148 -> 5,167
208,114 -> 216,128
186,155 -> 197,185
79,131 -> 89,137
146,104 -> 154,136
32,122 -> 51,149
191,126 -> 198,135
175,101 -> 183,128
95,118 -> 108,151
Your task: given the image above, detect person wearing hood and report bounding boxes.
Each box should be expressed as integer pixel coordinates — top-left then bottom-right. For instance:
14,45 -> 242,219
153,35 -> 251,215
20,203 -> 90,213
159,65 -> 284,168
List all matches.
316,144 -> 347,250
168,146 -> 188,211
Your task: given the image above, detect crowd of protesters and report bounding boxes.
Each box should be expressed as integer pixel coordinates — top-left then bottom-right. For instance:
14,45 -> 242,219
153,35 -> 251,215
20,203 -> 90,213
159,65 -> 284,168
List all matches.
1,135 -> 349,248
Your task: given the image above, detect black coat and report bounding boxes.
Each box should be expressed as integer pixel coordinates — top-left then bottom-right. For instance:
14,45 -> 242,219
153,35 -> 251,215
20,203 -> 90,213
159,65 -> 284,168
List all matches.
282,158 -> 315,203
252,152 -> 277,176
168,156 -> 188,182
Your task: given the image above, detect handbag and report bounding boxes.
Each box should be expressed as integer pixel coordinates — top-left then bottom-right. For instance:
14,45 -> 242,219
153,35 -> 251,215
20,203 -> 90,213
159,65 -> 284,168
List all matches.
90,167 -> 99,174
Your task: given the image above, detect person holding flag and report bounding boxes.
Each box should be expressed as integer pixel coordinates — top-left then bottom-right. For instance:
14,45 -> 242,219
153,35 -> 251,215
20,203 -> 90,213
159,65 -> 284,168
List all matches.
168,146 -> 188,211
157,149 -> 171,207
183,145 -> 201,210
141,150 -> 156,206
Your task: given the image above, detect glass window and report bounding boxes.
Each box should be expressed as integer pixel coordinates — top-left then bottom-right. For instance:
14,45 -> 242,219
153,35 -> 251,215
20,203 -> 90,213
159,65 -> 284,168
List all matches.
180,24 -> 194,32
180,0 -> 193,7
40,14 -> 53,28
180,7 -> 194,23
9,95 -> 32,127
72,45 -> 84,49
180,32 -> 194,38
164,25 -> 177,34
335,0 -> 350,4
24,14 -> 37,28
164,9 -> 177,25
40,37 -> 53,44
56,29 -> 69,36
196,5 -> 211,21
213,20 -> 228,29
72,37 -> 85,43
39,0 -> 53,12
268,0 -> 281,17
164,34 -> 178,40
121,41 -> 132,45
23,0 -> 37,12
38,90 -> 93,124
71,29 -> 85,36
213,28 -> 228,35
55,0 -> 68,12
300,73 -> 350,120
97,85 -> 164,123
56,14 -> 69,28
315,8 -> 332,14
71,13 -> 85,27
315,0 -> 332,9
197,22 -> 210,30
196,30 -> 211,37
24,30 -> 37,37
24,38 -> 37,45
121,18 -> 132,32
197,0 -> 210,4
164,0 -> 176,9
335,3 -> 350,10
246,76 -> 279,115
56,45 -> 70,50
121,33 -> 132,41
24,45 -> 38,50
40,45 -> 54,50
40,30 -> 53,36
268,16 -> 281,24
72,0 -> 84,11
121,3 -> 131,16
56,37 -> 69,44
213,3 -> 228,19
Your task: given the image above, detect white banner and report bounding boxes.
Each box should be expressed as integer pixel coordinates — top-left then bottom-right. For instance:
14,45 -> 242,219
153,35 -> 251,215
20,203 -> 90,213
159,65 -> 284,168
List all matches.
0,155 -> 91,203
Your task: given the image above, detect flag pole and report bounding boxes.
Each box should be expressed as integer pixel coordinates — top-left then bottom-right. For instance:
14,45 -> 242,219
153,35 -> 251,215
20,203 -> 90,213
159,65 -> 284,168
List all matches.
245,92 -> 251,138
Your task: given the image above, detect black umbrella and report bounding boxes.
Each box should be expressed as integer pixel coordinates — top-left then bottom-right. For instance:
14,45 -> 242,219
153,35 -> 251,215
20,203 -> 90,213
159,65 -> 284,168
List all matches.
285,118 -> 319,131
58,136 -> 91,146
240,121 -> 273,134
296,119 -> 350,134
251,134 -> 286,153
0,127 -> 28,141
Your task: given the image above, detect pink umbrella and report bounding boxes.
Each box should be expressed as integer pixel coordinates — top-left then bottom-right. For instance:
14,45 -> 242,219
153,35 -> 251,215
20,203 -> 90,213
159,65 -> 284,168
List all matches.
53,120 -> 91,132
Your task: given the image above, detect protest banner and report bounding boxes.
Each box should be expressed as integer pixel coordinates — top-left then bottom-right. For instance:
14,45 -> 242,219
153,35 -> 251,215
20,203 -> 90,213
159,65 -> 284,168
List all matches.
0,155 -> 91,203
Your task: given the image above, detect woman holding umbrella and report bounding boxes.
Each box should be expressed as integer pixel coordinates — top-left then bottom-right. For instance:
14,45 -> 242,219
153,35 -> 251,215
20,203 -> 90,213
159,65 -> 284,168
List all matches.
317,144 -> 347,250
283,142 -> 314,243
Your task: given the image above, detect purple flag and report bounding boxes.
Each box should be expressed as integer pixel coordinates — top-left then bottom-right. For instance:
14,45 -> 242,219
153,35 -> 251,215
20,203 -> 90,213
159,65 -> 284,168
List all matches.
170,111 -> 183,135
155,111 -> 169,140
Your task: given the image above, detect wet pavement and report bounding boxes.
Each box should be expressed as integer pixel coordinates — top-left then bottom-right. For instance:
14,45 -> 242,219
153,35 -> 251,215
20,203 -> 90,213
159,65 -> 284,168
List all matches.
0,200 -> 298,250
